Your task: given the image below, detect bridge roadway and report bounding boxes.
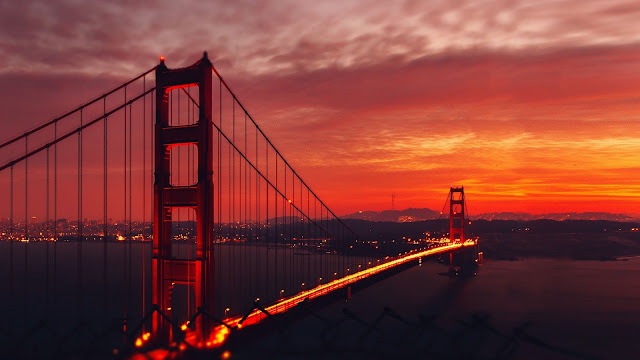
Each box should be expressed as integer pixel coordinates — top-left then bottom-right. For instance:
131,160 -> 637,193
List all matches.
205,240 -> 477,347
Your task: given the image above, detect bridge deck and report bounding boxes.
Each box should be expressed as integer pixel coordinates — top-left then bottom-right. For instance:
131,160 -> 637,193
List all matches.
206,240 -> 476,346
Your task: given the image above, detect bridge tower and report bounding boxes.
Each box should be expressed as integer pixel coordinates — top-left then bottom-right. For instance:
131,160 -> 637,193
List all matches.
448,186 -> 464,274
153,53 -> 214,343
449,186 -> 465,243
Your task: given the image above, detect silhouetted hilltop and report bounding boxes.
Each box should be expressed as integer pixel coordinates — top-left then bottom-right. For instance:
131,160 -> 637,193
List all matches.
342,208 -> 639,222
343,208 -> 440,222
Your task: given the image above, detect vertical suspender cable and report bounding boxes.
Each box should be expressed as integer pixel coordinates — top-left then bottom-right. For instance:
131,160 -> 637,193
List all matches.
244,112 -> 247,304
228,101 -> 233,309
46,146 -> 49,310
292,173 -> 295,291
123,87 -> 128,335
320,206 -> 323,284
326,208 -> 329,281
316,198 -> 327,285
321,200 -> 324,282
128,103 -> 133,324
301,180 -> 304,286
148,87 -> 154,327
307,188 -> 310,286
275,155 -> 278,302
244,112 -> 248,303
341,226 -> 344,276
142,77 -> 146,325
10,167 -> 13,240
255,131 -> 256,302
9,166 -> 13,325
232,100 -> 236,309
217,80 -> 222,313
103,97 -> 108,317
284,165 -> 287,298
333,211 -> 337,276
284,165 -> 287,297
292,171 -> 295,291
264,143 -> 271,295
24,136 -> 28,318
25,136 -> 28,240
237,102 -> 242,307
288,172 -> 291,291
315,198 -> 318,283
54,122 -> 57,310
78,109 -> 83,320
227,98 -> 232,309
238,108 -> 242,301
290,168 -> 294,293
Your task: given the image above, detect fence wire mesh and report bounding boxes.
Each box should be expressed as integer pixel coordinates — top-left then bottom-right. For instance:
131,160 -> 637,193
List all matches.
0,296 -> 601,360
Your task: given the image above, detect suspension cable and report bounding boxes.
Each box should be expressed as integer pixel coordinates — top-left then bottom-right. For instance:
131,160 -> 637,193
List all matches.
183,91 -> 337,237
0,67 -> 157,151
210,67 -> 357,238
0,88 -> 155,172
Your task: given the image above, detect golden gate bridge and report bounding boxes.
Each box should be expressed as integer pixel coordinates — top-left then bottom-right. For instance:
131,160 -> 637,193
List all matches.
0,52 -> 479,358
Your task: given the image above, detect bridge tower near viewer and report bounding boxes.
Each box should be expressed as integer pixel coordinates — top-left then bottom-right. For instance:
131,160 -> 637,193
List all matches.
153,53 -> 214,342
449,186 -> 465,243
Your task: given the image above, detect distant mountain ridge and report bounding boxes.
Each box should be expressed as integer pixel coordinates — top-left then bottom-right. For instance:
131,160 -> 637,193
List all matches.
342,208 -> 639,222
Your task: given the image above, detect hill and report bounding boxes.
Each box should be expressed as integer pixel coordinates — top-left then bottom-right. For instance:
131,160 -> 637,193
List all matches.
342,208 -> 639,222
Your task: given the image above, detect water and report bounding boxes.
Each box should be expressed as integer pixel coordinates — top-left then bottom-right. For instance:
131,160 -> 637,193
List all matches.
0,241 -> 369,339
1,240 -> 639,358
310,257 -> 640,359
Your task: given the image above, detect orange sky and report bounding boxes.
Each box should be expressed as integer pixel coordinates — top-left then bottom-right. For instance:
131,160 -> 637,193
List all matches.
1,0 -> 639,218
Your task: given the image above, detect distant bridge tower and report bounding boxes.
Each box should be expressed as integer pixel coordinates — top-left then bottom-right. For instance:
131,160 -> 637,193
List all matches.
449,186 -> 465,243
153,53 -> 214,342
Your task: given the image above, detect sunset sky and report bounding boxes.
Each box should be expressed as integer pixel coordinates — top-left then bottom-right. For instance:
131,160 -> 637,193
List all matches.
1,0 -> 639,217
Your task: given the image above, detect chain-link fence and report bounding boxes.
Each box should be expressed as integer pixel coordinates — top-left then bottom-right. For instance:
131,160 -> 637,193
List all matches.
1,296 -> 602,360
